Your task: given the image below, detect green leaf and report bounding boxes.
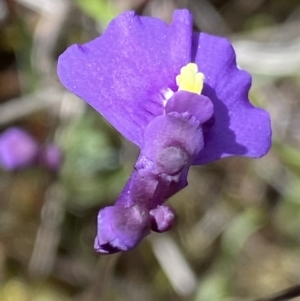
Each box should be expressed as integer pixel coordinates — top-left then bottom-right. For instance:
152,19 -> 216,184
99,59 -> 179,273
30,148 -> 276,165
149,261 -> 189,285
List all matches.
75,0 -> 117,25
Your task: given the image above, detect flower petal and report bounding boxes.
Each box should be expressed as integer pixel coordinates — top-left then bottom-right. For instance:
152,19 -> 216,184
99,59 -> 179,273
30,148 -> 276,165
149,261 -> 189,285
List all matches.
192,33 -> 272,164
0,128 -> 39,170
57,10 -> 193,146
150,205 -> 175,233
165,91 -> 213,124
142,113 -> 204,162
94,205 -> 151,254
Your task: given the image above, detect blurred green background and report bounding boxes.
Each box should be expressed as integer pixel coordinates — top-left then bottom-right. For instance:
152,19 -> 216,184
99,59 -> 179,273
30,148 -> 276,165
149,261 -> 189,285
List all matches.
0,0 -> 300,300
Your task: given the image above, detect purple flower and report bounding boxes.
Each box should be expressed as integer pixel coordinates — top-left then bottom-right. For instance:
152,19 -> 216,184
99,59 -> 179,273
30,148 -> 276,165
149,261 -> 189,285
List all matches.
0,127 -> 39,170
57,10 -> 271,254
38,144 -> 62,171
0,127 -> 62,171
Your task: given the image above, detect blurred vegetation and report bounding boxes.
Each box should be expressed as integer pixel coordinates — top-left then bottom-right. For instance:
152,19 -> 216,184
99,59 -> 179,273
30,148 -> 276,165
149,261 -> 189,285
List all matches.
0,0 -> 300,301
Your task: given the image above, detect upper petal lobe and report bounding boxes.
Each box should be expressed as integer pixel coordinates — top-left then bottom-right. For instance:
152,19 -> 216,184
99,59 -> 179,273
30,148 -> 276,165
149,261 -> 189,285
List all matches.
57,10 -> 193,146
191,33 -> 271,164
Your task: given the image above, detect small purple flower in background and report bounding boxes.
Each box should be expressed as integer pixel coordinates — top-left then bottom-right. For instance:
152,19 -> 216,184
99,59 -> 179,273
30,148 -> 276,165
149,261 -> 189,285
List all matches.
0,127 -> 39,170
57,10 -> 272,254
0,127 -> 62,171
38,144 -> 62,171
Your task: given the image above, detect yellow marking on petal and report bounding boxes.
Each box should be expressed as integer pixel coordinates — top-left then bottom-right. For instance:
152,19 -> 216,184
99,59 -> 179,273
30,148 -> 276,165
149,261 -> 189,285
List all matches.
176,63 -> 204,95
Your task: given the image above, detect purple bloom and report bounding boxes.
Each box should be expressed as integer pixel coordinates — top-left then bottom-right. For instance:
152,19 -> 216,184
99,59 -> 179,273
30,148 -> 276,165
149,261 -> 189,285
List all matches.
0,127 -> 39,170
0,127 -> 62,172
57,10 -> 271,254
38,144 -> 62,171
